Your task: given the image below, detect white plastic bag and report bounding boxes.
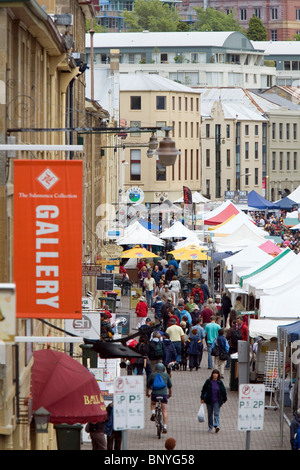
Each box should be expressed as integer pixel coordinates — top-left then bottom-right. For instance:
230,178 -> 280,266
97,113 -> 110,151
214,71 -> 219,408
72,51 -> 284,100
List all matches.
197,404 -> 206,423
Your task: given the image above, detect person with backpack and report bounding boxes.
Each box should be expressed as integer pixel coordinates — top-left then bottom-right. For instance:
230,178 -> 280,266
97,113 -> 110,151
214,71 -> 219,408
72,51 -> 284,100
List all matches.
146,363 -> 172,434
290,410 -> 300,450
226,320 -> 242,355
192,284 -> 204,309
148,331 -> 164,371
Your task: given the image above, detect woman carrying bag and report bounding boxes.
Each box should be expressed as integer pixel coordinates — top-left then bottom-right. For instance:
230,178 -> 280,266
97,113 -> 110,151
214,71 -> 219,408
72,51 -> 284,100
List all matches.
200,369 -> 227,433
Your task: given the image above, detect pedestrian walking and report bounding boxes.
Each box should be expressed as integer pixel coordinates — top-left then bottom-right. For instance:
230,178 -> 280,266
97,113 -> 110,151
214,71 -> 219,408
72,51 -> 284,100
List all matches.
144,271 -> 156,307
168,275 -> 181,305
200,369 -> 227,433
135,296 -> 148,328
205,316 -> 220,369
211,329 -> 229,378
165,318 -> 186,368
104,403 -> 122,450
85,421 -> 106,450
186,328 -> 202,370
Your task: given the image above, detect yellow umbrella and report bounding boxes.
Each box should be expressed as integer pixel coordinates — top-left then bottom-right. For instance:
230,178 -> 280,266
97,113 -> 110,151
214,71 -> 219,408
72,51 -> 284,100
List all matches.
120,245 -> 159,259
168,244 -> 211,261
168,244 -> 211,281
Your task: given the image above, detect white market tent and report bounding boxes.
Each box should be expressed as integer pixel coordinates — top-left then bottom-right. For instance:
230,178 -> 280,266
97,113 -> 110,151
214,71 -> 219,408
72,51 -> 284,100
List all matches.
211,212 -> 267,238
160,220 -> 194,239
259,293 -> 300,319
237,249 -> 295,290
287,185 -> 300,204
250,253 -> 300,298
249,319 -> 297,339
203,200 -> 238,221
174,191 -> 210,204
116,221 -> 164,246
214,224 -> 267,252
223,245 -> 272,283
262,269 -> 300,297
174,234 -> 207,249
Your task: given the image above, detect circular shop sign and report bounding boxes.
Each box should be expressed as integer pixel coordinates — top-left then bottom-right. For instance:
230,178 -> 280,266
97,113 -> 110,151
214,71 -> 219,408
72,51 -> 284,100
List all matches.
126,186 -> 144,205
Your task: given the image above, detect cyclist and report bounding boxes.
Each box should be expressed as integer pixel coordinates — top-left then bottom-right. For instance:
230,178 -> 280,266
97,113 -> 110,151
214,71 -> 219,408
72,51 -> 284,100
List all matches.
146,363 -> 172,434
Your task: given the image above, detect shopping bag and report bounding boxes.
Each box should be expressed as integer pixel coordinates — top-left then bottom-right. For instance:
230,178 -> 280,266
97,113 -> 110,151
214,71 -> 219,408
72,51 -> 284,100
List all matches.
197,404 -> 205,423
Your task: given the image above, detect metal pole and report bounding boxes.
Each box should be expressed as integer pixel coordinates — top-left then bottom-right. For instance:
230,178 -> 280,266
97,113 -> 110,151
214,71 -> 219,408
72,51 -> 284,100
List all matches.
280,329 -> 287,446
246,430 -> 251,450
122,430 -> 127,450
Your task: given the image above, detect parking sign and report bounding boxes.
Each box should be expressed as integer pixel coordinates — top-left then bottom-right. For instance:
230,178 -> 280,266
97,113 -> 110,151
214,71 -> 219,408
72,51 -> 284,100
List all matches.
113,376 -> 144,431
238,384 -> 265,431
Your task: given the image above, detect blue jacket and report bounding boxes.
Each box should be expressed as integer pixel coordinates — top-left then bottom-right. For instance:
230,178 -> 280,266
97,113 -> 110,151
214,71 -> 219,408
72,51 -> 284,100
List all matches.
186,335 -> 202,355
162,339 -> 177,366
212,335 -> 229,353
152,300 -> 163,317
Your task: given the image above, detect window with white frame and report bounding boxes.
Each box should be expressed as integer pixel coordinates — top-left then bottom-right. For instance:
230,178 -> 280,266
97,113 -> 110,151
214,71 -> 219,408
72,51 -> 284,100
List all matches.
130,149 -> 141,180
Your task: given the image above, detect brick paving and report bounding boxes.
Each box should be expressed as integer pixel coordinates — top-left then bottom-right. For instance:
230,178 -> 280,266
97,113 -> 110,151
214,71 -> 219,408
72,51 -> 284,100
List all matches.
82,294 -> 292,451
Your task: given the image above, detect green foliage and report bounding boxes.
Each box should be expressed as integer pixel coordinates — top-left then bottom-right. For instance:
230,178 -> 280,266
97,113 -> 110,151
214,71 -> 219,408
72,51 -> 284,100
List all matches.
123,0 -> 180,32
192,7 -> 244,32
293,33 -> 300,41
246,16 -> 267,41
85,19 -> 105,33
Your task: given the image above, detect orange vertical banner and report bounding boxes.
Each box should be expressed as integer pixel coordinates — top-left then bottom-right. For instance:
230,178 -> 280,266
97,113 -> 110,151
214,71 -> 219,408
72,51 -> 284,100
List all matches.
13,160 -> 83,319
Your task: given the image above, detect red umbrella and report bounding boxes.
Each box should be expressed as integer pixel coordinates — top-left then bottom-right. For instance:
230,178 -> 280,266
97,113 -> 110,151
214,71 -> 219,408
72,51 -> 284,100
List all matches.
31,350 -> 107,425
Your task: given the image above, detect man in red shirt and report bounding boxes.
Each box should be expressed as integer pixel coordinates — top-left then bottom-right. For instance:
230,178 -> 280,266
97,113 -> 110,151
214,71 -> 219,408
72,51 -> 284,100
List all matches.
200,303 -> 214,329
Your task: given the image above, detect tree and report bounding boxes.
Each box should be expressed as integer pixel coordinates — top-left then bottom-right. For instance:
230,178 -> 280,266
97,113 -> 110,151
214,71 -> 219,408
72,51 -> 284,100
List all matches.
192,7 -> 244,32
246,16 -> 267,41
123,0 -> 180,32
293,33 -> 300,40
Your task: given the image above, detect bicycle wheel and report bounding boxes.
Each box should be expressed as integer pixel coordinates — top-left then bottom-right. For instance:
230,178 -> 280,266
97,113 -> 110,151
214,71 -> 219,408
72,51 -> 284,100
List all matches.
156,408 -> 162,439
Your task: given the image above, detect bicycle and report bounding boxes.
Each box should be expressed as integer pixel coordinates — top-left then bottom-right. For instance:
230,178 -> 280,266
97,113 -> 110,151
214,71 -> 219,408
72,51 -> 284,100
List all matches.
154,396 -> 164,439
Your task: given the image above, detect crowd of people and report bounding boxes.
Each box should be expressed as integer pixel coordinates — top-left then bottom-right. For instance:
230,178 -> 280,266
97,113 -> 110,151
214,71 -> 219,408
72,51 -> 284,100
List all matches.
116,257 -> 251,436
252,210 -> 300,253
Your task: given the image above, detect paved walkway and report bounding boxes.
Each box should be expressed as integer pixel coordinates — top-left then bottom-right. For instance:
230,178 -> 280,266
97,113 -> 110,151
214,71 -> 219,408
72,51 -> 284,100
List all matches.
83,294 -> 292,451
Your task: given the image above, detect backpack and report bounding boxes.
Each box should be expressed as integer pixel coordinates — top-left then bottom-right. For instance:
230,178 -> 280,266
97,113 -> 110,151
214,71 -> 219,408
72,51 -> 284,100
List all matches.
232,328 -> 242,345
194,290 -> 201,303
149,340 -> 163,359
152,373 -> 166,390
293,426 -> 300,450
